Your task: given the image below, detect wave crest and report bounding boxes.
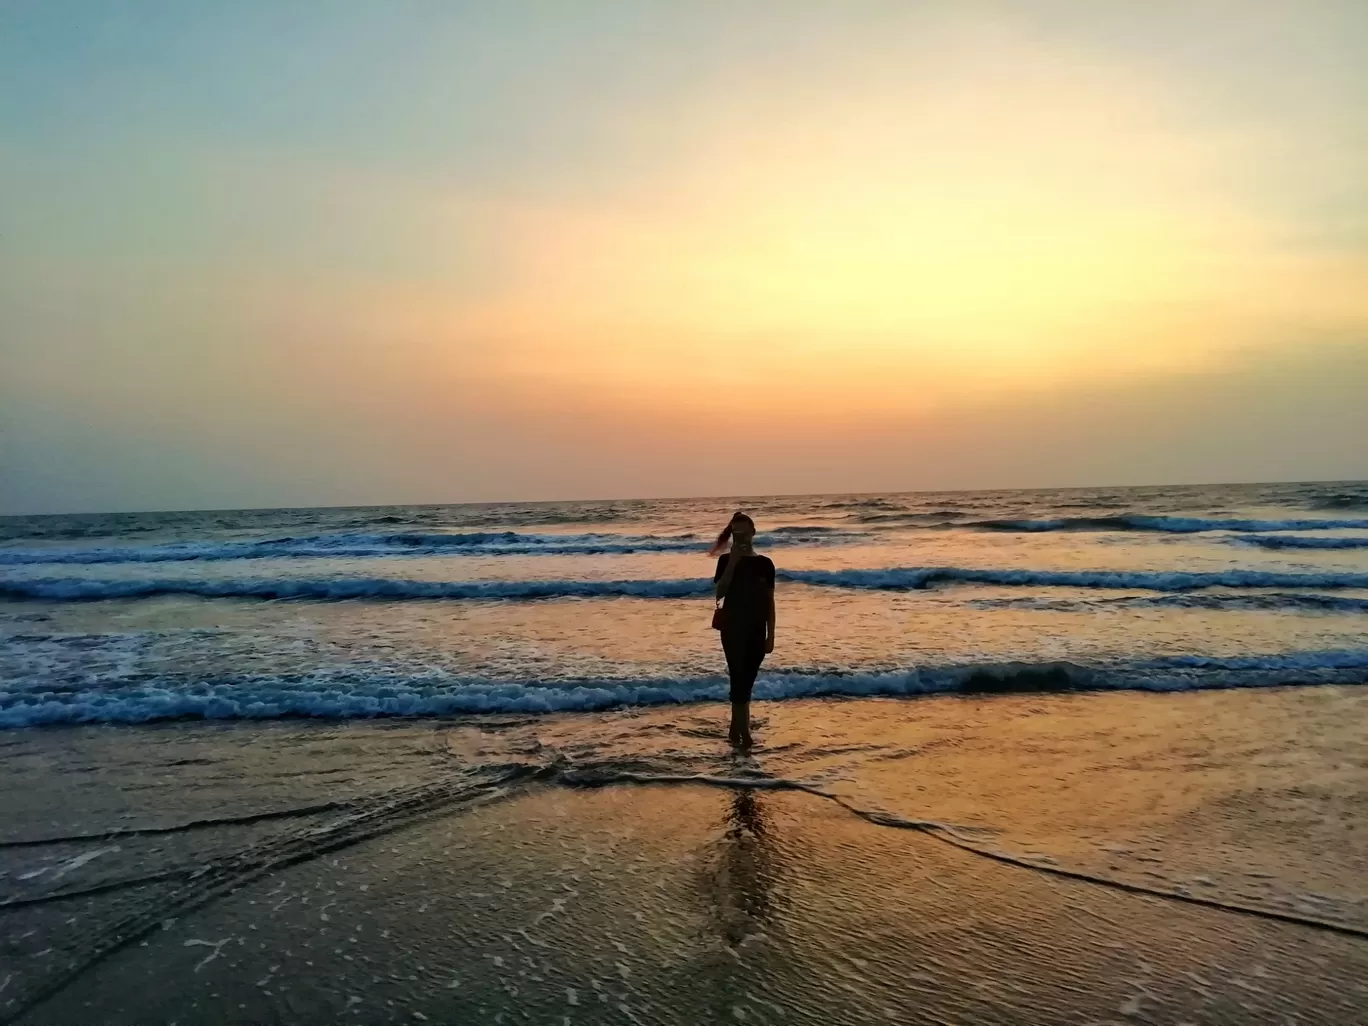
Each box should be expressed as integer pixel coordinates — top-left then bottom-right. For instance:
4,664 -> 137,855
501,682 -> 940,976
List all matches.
968,592 -> 1368,613
6,565 -> 1368,603
782,566 -> 1368,593
1305,488 -> 1368,511
964,515 -> 1368,534
0,527 -> 872,566
4,650 -> 1365,728
0,576 -> 713,602
1234,534 -> 1368,550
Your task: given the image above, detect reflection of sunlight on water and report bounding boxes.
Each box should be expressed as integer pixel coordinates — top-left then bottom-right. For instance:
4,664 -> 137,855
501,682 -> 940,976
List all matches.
451,684 -> 1368,941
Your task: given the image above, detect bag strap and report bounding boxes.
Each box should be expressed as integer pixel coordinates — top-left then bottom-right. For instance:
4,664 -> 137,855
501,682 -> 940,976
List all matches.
715,551 -> 743,607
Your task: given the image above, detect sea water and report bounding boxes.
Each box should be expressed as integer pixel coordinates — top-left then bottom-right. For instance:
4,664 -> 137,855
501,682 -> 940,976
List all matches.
2,481 -> 1367,728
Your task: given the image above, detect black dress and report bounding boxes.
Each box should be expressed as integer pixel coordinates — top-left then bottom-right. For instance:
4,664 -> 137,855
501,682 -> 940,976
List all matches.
714,553 -> 775,703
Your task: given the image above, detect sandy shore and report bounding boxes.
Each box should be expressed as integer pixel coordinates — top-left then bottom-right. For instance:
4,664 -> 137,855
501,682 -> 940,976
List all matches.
3,686 -> 1367,1024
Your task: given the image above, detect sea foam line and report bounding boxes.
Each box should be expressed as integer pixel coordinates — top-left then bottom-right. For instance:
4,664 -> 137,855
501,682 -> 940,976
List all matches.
963,514 -> 1368,534
782,566 -> 1368,592
1232,534 -> 1368,550
0,527 -> 859,566
968,592 -> 1368,614
0,576 -> 711,602
7,566 -> 1368,602
7,516 -> 1367,568
3,651 -> 1366,728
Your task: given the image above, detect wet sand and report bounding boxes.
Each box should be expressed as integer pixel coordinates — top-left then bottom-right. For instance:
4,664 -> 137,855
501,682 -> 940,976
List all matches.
3,687 -> 1367,1024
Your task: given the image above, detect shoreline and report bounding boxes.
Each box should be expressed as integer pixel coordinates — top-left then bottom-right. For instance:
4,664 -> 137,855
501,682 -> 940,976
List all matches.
3,687 -> 1367,1023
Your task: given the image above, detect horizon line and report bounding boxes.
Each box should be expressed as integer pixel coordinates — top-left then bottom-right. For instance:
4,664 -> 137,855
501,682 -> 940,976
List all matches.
3,476 -> 1364,520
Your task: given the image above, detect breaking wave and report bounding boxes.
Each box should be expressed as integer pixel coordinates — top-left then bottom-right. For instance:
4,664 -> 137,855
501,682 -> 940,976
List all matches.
968,592 -> 1368,614
963,515 -> 1368,534
4,650 -> 1365,728
0,527 -> 870,566
1233,534 -> 1368,550
852,511 -> 967,525
1304,489 -> 1368,511
0,576 -> 713,602
8,513 -> 1366,567
8,566 -> 1368,603
780,566 -> 1368,593
0,531 -> 695,565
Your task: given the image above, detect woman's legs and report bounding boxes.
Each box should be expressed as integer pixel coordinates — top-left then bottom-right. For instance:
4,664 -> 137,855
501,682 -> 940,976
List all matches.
722,631 -> 766,748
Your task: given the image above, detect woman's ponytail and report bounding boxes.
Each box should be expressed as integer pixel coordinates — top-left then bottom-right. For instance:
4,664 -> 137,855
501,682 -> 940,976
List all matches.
708,523 -> 733,558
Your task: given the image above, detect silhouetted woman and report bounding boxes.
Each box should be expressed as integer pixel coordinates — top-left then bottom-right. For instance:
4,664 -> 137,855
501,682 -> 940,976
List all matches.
710,512 -> 776,749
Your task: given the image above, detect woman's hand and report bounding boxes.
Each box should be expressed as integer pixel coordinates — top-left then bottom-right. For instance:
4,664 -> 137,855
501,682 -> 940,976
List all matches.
764,634 -> 774,654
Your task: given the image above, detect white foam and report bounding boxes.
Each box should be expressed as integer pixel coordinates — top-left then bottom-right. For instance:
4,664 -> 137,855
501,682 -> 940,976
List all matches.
969,592 -> 1368,613
0,575 -> 713,601
7,566 -> 1368,603
1233,534 -> 1368,550
3,651 -> 1365,728
0,528 -> 863,566
0,531 -> 693,564
965,514 -> 1368,533
782,567 -> 1368,593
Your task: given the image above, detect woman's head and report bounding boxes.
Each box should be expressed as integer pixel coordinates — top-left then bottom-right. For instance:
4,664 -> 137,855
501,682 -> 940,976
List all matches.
709,511 -> 756,556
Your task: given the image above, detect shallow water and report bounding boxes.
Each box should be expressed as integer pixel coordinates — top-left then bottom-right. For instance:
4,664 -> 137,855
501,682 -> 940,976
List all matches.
3,688 -> 1367,1024
2,481 -> 1368,727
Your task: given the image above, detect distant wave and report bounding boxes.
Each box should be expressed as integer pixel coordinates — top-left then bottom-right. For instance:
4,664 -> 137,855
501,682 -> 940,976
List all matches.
8,565 -> 1368,603
4,649 -> 1365,728
781,566 -> 1368,593
969,592 -> 1368,614
1304,489 -> 1368,511
1233,534 -> 1368,550
0,520 -> 168,543
0,576 -> 714,602
853,511 -> 967,525
832,512 -> 1368,534
1052,499 -> 1131,510
818,498 -> 909,512
0,531 -> 693,565
0,527 -> 864,566
963,514 -> 1368,534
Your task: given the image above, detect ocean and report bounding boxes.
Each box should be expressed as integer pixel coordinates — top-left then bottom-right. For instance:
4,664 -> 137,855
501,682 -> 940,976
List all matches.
3,480 -> 1367,728
5,481 -> 1368,1023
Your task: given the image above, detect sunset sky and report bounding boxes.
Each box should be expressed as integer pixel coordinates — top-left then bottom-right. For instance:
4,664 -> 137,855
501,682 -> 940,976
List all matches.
3,1 -> 1366,514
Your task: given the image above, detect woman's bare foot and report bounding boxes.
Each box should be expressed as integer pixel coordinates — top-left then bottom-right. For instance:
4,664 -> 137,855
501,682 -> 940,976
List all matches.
736,715 -> 755,749
728,701 -> 751,748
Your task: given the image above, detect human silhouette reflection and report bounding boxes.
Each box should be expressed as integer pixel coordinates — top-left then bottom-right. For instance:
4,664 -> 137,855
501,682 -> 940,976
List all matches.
707,787 -> 782,948
671,785 -> 794,1023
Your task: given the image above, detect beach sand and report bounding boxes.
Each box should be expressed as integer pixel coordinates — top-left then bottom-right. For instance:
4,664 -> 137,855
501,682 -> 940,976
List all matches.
3,687 -> 1367,1024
